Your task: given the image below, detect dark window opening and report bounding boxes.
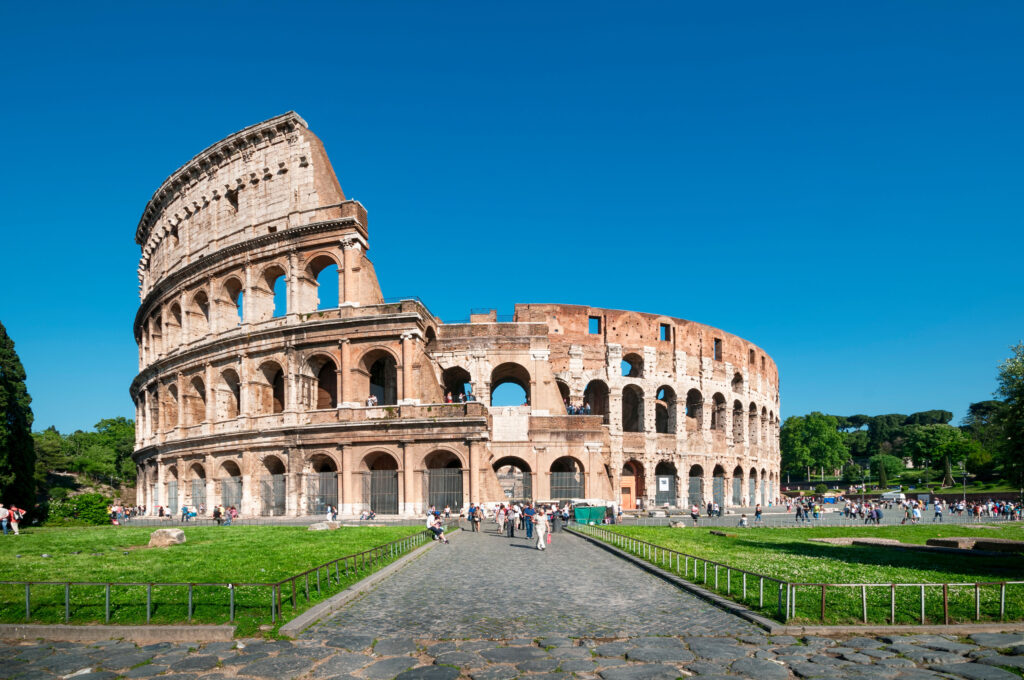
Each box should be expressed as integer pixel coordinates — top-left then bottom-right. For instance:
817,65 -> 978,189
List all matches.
659,324 -> 671,342
713,338 -> 723,361
749,348 -> 755,364
588,316 -> 601,334
226,188 -> 239,212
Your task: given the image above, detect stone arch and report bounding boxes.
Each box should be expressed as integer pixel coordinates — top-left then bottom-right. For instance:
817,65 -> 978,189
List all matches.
732,465 -> 744,505
151,315 -> 163,355
490,362 -> 531,406
424,449 -> 464,512
190,290 -> 210,339
748,402 -> 759,445
186,461 -> 207,508
732,399 -> 744,442
252,263 -> 287,321
556,379 -> 571,408
621,352 -> 643,378
221,277 -> 244,327
620,459 -> 645,510
218,368 -> 241,420
442,366 -> 472,402
306,452 -> 339,515
305,252 -> 340,311
655,385 -> 676,434
219,459 -> 243,509
166,302 -> 183,349
424,327 -> 437,352
761,467 -> 769,505
185,376 -> 206,426
687,464 -> 704,507
654,461 -> 678,506
359,347 -> 399,405
583,379 -> 609,422
731,372 -> 743,393
255,360 -> 286,414
712,464 -> 726,508
549,456 -> 585,499
710,393 -> 726,431
685,388 -> 703,431
163,382 -> 179,431
622,384 -> 644,432
761,406 -> 769,441
493,456 -> 532,502
360,450 -> 401,515
259,454 -> 288,516
748,467 -> 758,508
305,353 -> 338,409
165,464 -> 180,513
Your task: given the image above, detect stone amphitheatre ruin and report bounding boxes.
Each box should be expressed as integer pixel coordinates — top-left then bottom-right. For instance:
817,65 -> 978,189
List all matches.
130,112 -> 781,517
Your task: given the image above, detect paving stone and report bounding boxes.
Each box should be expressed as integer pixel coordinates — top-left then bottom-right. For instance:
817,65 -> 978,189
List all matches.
470,666 -> 519,680
481,647 -> 549,663
929,663 -> 1020,680
461,642 -> 501,652
860,648 -> 896,659
787,661 -> 835,678
16,649 -> 57,662
518,659 -> 561,672
39,654 -> 97,675
138,643 -> 175,655
918,640 -> 978,654
312,653 -> 374,677
683,661 -> 728,675
888,644 -> 967,665
598,664 -> 688,680
878,657 -> 916,667
394,666 -> 460,680
1012,645 -> 1024,656
202,642 -> 237,654
730,657 -> 789,680
558,659 -> 599,672
362,656 -> 418,679
237,655 -> 316,679
325,635 -> 375,651
802,636 -> 837,647
769,636 -> 799,646
120,665 -> 169,678
977,655 -> 1024,669
433,652 -> 488,669
528,673 -> 568,680
593,659 -> 629,668
506,639 -> 538,646
69,674 -> 120,680
772,646 -> 813,657
550,647 -> 593,659
892,671 -> 947,680
624,647 -> 695,663
737,635 -> 769,645
970,634 -> 1024,648
374,638 -> 419,656
593,643 -> 632,658
539,637 -> 575,649
220,653 -> 269,666
969,650 -> 1002,659
844,637 -> 884,649
808,654 -> 852,666
170,655 -> 221,672
11,671 -> 58,680
684,638 -> 749,661
840,652 -> 875,664
148,675 -> 197,680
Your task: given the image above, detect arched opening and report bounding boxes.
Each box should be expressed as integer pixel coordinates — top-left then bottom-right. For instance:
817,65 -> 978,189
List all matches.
151,316 -> 163,356
308,255 -> 339,310
307,454 -> 338,515
167,303 -> 182,349
710,393 -> 726,431
424,327 -> 437,353
620,460 -> 645,510
712,465 -> 726,508
732,465 -> 744,505
748,468 -> 758,507
185,377 -> 206,426
732,400 -> 744,442
761,467 -> 769,505
223,278 -> 244,326
260,455 -> 287,516
163,383 -> 178,431
424,450 -> 463,512
441,366 -> 472,402
550,456 -> 585,499
655,386 -> 676,434
362,350 -> 398,405
685,389 -> 703,431
655,461 -> 677,506
188,463 -> 207,509
621,353 -> 643,378
490,362 -> 531,406
556,380 -> 571,411
219,369 -> 241,420
219,460 -> 242,509
166,466 -> 179,515
264,265 -> 287,318
731,372 -> 744,393
191,291 -> 210,339
748,403 -> 759,445
583,380 -> 610,423
493,456 -> 532,502
362,451 -> 399,515
621,384 -> 644,432
687,464 -> 704,507
256,362 -> 285,414
312,356 -> 337,409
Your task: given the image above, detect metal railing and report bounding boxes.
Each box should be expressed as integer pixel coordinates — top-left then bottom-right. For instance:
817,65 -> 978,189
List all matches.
0,525 -> 453,627
571,523 -> 1024,624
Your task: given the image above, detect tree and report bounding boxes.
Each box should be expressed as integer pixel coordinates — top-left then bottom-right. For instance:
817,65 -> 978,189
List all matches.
843,429 -> 870,459
0,321 -> 35,507
904,410 -> 954,426
781,412 -> 848,479
963,400 -> 1005,456
995,342 -> 1024,489
867,414 -> 908,455
869,454 -> 902,487
780,416 -> 812,478
902,424 -> 961,484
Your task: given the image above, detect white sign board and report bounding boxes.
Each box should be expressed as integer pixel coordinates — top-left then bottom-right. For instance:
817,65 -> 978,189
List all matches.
658,477 -> 670,491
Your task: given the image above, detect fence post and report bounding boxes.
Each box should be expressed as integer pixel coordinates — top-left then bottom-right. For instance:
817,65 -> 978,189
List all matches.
715,565 -> 719,590
229,584 -> 235,622
188,584 -> 193,621
777,583 -> 784,620
1000,583 -> 1006,621
291,578 -> 297,608
703,561 -> 707,584
920,585 -> 925,624
105,584 -> 111,623
760,577 -> 764,608
65,583 -> 70,623
24,584 -> 30,621
862,585 -> 867,623
742,573 -> 747,600
975,584 -> 981,621
889,584 -> 895,624
790,585 -> 796,619
820,584 -> 826,622
147,584 -> 152,623
305,574 -> 310,602
943,583 -> 949,624
317,569 -> 321,595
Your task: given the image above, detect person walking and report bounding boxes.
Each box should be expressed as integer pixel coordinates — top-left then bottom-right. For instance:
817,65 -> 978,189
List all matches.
690,503 -> 699,526
754,503 -> 763,524
496,504 -> 506,535
933,501 -> 943,522
0,504 -> 9,535
523,503 -> 536,540
535,505 -> 549,551
507,506 -> 517,538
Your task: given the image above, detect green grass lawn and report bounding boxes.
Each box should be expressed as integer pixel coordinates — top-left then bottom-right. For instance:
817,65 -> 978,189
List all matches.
0,525 -> 429,636
592,524 -> 1024,625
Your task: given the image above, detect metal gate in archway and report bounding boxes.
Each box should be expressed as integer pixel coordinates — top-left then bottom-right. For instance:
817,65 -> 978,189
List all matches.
749,477 -> 756,506
260,474 -> 286,516
655,475 -> 676,506
496,467 -> 532,502
732,476 -> 742,505
167,481 -> 178,515
220,476 -> 242,509
713,475 -> 725,508
306,471 -> 338,514
364,470 -> 399,514
688,475 -> 702,507
191,479 -> 207,509
424,468 -> 463,511
550,471 -> 584,500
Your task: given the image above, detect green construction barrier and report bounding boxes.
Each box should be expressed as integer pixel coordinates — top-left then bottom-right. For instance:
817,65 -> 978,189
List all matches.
573,505 -> 606,525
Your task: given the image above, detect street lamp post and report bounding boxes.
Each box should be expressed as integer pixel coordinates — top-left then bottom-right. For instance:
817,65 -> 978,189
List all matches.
960,461 -> 967,504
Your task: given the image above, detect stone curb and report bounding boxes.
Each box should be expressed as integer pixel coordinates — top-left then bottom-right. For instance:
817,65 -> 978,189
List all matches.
0,623 -> 235,643
277,528 -> 457,638
566,527 -> 785,633
569,527 -> 1024,636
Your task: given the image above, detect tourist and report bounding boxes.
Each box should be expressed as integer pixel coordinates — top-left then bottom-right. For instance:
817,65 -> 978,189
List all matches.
754,504 -> 763,524
445,391 -> 453,403
443,504 -> 451,518
690,503 -> 700,526
426,512 -> 450,544
795,503 -> 804,523
213,505 -> 223,525
0,504 -> 9,535
458,392 -> 466,403
496,504 -> 506,534
181,505 -> 189,522
523,503 -> 536,539
507,506 -> 517,538
534,505 -> 549,550
738,514 -> 748,527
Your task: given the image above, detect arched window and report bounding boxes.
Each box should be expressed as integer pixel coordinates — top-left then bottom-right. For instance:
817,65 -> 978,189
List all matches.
731,372 -> 743,392
219,369 -> 241,420
442,366 -> 472,402
315,357 -> 337,409
550,456 -> 585,499
556,380 -> 571,409
164,383 -> 178,430
192,291 -> 210,338
308,255 -> 339,310
186,376 -> 206,426
655,386 -> 676,434
223,278 -> 244,326
748,403 -> 759,445
710,393 -> 726,431
583,380 -> 610,422
621,353 -> 643,378
490,362 -> 531,406
493,456 -> 532,501
687,464 -> 704,507
425,450 -> 464,512
685,389 -> 703,430
256,362 -> 286,414
732,466 -> 744,505
265,266 -> 287,318
622,384 -> 644,432
369,354 -> 398,405
167,303 -> 182,349
732,400 -> 744,442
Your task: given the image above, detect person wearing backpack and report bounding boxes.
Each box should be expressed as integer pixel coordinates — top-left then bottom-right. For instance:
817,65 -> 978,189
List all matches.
0,504 -> 9,535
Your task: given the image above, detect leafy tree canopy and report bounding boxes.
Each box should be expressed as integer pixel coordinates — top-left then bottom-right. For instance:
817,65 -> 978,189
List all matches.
0,321 -> 35,507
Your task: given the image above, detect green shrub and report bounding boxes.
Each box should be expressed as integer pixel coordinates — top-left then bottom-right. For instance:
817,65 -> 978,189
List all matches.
46,492 -> 111,525
814,483 -> 828,495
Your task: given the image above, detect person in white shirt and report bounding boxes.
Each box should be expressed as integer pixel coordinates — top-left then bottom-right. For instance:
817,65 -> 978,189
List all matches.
534,505 -> 549,550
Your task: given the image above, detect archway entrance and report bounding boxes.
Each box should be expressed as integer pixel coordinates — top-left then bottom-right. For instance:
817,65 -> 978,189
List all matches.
442,366 -> 472,402
688,464 -> 703,507
620,460 -> 644,510
369,355 -> 398,405
188,463 -> 207,509
424,450 -> 463,512
307,455 -> 338,514
550,457 -> 585,500
219,460 -> 242,509
655,461 -> 677,507
493,457 -> 532,502
712,465 -> 726,509
363,452 -> 399,515
732,466 -> 744,505
260,456 -> 287,516
583,380 -> 609,423
749,470 -> 757,507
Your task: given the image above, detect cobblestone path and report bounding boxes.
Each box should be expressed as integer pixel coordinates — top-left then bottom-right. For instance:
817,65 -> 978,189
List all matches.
303,526 -> 759,640
5,528 -> 1024,680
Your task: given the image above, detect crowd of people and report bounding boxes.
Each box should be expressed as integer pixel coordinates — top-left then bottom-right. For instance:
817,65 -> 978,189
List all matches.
563,399 -> 592,415
781,496 -> 1024,524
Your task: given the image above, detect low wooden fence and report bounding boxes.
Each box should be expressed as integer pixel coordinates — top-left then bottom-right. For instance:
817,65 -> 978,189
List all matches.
0,526 -> 449,626
571,523 -> 1024,625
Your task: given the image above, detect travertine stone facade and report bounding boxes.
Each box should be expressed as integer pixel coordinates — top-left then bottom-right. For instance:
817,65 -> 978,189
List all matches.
131,112 -> 781,517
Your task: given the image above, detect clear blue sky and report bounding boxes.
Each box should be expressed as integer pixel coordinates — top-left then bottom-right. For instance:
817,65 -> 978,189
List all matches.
1,1 -> 1021,433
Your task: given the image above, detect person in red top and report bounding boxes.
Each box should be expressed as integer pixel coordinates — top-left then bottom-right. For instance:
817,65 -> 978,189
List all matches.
7,505 -> 25,535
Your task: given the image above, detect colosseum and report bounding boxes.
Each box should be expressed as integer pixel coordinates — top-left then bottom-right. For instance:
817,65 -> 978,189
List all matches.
130,112 -> 781,518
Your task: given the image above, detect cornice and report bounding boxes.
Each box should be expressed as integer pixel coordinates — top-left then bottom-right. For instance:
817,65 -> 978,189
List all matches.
134,217 -> 361,335
135,112 -> 307,246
